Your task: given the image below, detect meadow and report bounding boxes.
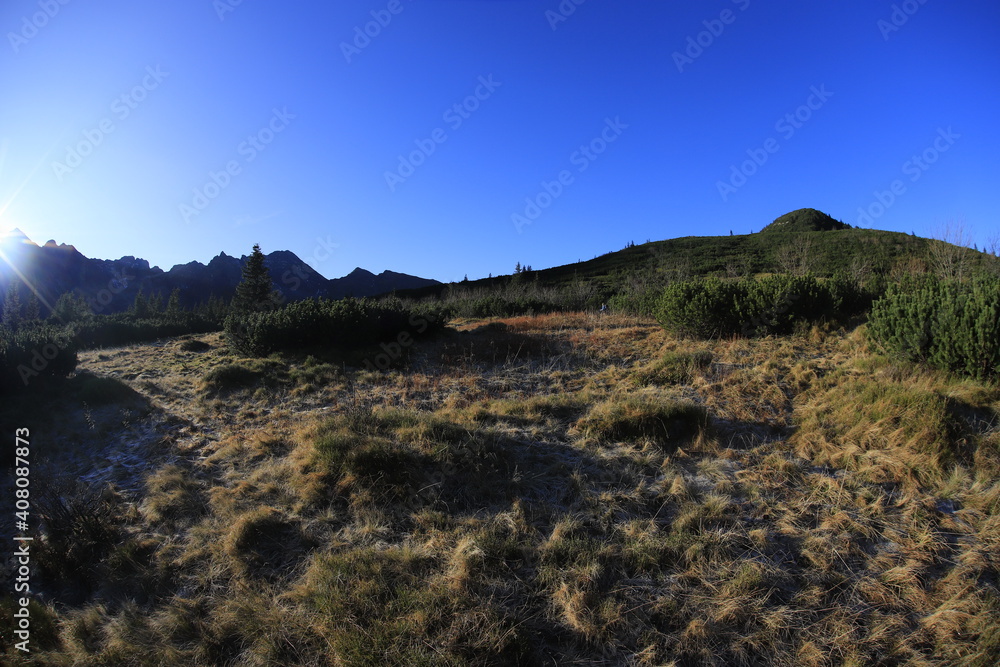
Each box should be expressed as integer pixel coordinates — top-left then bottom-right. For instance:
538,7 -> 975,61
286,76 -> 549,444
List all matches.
2,309 -> 998,665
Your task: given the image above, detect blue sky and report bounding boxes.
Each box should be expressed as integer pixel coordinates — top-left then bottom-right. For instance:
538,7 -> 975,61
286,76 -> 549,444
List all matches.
1,0 -> 998,282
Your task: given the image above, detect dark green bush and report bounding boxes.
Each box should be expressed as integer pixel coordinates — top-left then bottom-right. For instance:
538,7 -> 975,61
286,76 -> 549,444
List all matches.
868,275 -> 1000,380
225,298 -> 443,357
72,312 -> 219,349
608,285 -> 662,317
0,324 -> 78,393
654,275 -> 865,338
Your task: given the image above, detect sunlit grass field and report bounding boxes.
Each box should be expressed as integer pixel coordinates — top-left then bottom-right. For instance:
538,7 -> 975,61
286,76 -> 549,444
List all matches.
3,312 -> 999,665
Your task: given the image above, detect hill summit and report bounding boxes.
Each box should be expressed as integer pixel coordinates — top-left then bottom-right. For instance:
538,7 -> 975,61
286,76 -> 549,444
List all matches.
760,208 -> 851,233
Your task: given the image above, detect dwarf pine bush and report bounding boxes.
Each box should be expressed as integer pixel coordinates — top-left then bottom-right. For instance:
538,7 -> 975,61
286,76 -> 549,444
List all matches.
654,275 -> 863,338
0,324 -> 78,393
868,275 -> 1000,380
225,297 -> 442,357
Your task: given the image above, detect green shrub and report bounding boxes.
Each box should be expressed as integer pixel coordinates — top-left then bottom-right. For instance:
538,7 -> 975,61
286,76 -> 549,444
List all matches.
654,275 -> 865,338
224,297 -> 442,357
0,324 -> 78,393
867,275 -> 1000,380
608,285 -> 662,317
72,312 -> 219,349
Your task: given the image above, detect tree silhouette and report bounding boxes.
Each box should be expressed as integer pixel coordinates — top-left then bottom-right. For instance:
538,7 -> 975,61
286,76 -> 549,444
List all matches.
166,288 -> 182,317
24,292 -> 41,322
2,281 -> 22,330
231,244 -> 279,314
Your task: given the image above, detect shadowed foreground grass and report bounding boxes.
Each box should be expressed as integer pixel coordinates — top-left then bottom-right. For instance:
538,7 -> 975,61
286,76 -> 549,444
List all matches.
2,314 -> 999,665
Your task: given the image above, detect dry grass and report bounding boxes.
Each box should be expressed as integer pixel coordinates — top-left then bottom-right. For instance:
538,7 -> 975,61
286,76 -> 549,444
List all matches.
3,313 -> 999,665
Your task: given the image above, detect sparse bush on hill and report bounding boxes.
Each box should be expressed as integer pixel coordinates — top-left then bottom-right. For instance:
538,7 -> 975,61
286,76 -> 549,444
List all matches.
655,274 -> 867,338
868,275 -> 1000,381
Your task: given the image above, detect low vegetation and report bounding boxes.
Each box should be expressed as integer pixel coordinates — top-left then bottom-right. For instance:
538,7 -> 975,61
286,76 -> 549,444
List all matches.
868,274 -> 1000,380
3,310 -> 997,665
654,274 -> 868,338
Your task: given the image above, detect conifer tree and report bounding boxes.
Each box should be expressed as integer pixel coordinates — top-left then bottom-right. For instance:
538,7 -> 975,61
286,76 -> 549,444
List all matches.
132,289 -> 150,318
166,288 -> 182,317
231,244 -> 278,314
24,292 -> 41,322
149,291 -> 164,314
3,281 -> 22,330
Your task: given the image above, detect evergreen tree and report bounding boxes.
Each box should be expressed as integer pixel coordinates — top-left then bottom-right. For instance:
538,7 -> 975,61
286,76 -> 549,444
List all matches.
24,292 -> 41,322
3,281 -> 22,330
231,244 -> 278,314
148,291 -> 164,314
132,289 -> 151,318
166,288 -> 182,317
50,292 -> 90,323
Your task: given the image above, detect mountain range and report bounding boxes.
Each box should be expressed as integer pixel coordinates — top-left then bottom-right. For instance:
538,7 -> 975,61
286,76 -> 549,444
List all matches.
0,229 -> 440,315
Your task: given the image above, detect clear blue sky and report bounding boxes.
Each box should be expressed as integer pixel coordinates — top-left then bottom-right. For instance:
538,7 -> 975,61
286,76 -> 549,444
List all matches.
1,0 -> 998,282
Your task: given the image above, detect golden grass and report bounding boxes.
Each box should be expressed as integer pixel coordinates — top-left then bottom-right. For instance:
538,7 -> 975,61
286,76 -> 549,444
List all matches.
4,313 -> 999,665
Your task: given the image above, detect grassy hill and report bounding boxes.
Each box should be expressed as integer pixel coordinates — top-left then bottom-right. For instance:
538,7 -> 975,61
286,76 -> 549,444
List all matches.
398,211 -> 997,301
2,312 -> 998,664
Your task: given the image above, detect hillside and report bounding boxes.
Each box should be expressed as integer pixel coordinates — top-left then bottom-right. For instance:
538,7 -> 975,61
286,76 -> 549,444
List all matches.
399,214 -> 997,301
2,313 -> 998,664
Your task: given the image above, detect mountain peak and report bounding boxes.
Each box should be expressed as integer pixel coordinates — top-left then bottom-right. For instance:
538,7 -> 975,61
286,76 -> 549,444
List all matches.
1,227 -> 36,247
760,208 -> 851,233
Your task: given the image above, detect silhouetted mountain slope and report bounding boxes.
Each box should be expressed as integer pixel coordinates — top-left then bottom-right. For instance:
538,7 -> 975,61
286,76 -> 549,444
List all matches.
0,230 -> 439,315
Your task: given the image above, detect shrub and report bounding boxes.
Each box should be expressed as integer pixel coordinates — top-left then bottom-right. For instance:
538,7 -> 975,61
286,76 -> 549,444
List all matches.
225,298 -> 442,357
72,312 -> 219,350
32,482 -> 129,603
655,275 -> 865,339
607,285 -> 662,317
867,275 -> 1000,380
0,324 -> 77,394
